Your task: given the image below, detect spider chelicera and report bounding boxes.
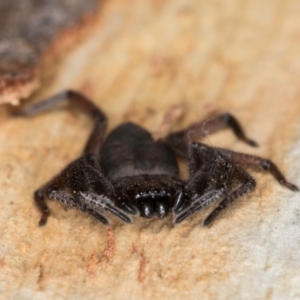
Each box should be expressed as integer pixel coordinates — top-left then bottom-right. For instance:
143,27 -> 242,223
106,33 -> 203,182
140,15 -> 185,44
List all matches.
15,91 -> 298,227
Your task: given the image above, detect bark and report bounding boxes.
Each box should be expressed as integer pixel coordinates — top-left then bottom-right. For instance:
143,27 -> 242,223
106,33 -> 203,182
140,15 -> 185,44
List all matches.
0,0 -> 102,105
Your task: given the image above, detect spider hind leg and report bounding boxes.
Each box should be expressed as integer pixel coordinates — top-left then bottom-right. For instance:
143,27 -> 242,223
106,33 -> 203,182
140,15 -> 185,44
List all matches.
165,113 -> 258,157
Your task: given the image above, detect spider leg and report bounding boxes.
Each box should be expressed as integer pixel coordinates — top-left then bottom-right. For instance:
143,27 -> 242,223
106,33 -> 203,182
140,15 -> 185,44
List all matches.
14,91 -> 131,225
34,188 -> 51,226
34,183 -> 110,226
13,90 -> 107,155
174,188 -> 227,224
78,192 -> 132,223
34,155 -> 131,226
165,113 -> 258,157
48,190 -> 110,225
33,167 -> 80,226
61,156 -> 131,223
118,200 -> 140,215
174,143 -> 256,225
203,167 -> 256,226
215,148 -> 299,192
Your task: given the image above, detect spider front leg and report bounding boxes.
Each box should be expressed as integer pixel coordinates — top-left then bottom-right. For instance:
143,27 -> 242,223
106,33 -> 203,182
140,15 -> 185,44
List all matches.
36,188 -> 110,226
174,143 -> 256,225
33,155 -> 111,226
34,155 -> 131,226
202,165 -> 256,226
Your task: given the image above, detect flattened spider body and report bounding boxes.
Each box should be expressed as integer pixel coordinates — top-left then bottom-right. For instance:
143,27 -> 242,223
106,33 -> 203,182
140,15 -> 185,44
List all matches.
15,91 -> 298,227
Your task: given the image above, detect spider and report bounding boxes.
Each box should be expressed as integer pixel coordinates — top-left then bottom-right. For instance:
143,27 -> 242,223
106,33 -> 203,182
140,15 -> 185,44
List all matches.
15,91 -> 298,227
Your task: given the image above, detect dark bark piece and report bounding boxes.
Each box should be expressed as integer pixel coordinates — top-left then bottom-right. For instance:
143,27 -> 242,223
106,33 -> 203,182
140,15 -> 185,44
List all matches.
0,0 -> 101,105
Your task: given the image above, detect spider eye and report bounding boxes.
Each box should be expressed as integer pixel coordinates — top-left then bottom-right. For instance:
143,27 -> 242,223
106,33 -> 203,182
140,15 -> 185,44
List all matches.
155,198 -> 169,218
138,198 -> 154,218
136,192 -> 170,219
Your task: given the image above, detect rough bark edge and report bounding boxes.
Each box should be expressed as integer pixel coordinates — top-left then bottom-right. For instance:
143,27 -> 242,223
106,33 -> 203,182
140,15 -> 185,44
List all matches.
0,1 -> 104,106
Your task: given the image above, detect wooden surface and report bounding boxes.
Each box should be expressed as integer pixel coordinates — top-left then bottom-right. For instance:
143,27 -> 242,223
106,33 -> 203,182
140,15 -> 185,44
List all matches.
1,0 -> 300,299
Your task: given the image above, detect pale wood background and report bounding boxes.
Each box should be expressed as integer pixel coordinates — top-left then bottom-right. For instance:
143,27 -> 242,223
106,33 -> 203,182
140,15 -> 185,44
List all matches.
1,0 -> 300,299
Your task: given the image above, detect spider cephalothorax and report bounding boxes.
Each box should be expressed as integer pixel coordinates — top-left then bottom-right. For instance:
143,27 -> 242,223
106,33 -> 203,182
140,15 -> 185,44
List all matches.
15,91 -> 298,227
113,174 -> 185,219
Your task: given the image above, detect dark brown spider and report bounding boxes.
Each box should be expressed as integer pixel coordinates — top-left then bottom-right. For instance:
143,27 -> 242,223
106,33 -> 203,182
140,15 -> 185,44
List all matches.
14,91 -> 298,227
